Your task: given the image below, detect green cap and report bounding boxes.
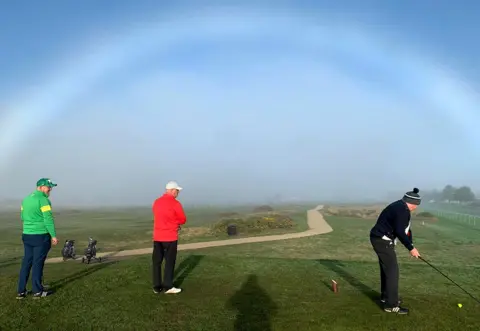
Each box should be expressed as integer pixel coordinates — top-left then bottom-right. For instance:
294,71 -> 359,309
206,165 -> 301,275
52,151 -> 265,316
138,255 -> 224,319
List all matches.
36,178 -> 57,188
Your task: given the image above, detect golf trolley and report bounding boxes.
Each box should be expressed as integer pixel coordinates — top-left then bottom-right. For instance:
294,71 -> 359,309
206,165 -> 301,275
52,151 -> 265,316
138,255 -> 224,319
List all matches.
61,239 -> 76,261
81,237 -> 102,264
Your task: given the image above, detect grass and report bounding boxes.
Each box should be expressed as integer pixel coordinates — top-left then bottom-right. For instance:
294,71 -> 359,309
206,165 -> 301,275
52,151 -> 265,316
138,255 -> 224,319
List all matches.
0,204 -> 310,258
426,202 -> 480,216
322,204 -> 439,222
0,208 -> 479,330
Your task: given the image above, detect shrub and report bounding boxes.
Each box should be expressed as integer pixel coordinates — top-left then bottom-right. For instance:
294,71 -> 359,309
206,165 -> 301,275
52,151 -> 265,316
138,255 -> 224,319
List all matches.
322,206 -> 381,219
211,213 -> 294,235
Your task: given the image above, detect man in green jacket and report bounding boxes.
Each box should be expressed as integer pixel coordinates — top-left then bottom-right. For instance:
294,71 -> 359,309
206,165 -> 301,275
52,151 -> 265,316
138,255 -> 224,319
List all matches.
17,178 -> 59,299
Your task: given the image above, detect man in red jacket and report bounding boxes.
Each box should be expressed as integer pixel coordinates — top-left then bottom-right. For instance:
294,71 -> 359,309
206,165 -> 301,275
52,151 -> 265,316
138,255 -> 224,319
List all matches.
152,181 -> 187,294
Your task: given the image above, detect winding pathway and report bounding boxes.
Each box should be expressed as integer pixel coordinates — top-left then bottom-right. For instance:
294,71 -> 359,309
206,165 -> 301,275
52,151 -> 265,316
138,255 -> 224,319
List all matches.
46,205 -> 332,263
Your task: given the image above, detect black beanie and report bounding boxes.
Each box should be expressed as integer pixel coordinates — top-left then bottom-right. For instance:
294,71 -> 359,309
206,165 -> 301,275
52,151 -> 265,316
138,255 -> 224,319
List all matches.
402,188 -> 421,205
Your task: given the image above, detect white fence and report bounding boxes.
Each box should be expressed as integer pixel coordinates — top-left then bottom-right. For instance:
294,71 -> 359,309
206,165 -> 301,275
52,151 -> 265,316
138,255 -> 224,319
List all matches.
427,210 -> 479,226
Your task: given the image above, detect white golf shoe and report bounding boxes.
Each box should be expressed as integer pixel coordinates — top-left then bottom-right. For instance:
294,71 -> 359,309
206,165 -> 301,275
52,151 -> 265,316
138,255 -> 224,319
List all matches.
164,287 -> 182,294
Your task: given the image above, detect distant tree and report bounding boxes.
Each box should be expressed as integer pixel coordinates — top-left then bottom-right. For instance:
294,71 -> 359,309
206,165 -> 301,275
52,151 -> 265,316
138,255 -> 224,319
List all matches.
431,189 -> 443,201
441,185 -> 456,201
454,186 -> 475,202
422,189 -> 442,201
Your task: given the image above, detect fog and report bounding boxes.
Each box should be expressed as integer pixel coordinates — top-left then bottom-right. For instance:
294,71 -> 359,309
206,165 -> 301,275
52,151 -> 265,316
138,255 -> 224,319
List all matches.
2,2 -> 480,207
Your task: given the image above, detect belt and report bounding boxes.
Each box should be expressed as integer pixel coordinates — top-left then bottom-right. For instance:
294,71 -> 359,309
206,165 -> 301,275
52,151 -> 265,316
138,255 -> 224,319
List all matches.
370,233 -> 394,242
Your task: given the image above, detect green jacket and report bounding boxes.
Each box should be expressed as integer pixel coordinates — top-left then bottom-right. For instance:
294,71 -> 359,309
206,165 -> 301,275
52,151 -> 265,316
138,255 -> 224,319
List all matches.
20,190 -> 56,237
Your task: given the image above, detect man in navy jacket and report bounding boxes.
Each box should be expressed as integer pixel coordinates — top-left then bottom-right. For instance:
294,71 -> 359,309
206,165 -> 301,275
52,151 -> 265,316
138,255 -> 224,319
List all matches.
370,188 -> 422,315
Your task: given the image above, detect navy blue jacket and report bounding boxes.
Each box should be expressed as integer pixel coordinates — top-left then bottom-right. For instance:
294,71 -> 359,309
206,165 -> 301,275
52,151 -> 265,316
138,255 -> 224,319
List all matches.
370,200 -> 414,251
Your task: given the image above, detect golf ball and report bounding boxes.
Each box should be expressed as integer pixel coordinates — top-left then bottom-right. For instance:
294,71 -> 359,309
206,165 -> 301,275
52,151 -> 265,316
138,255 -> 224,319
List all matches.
457,303 -> 462,308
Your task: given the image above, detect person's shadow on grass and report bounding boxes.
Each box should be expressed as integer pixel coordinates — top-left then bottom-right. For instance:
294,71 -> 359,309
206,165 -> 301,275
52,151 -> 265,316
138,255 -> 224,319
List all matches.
174,254 -> 204,288
227,274 -> 278,331
49,260 -> 119,291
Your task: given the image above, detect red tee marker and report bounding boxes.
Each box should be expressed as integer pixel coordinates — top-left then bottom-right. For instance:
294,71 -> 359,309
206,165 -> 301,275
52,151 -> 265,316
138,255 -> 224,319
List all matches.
332,280 -> 338,293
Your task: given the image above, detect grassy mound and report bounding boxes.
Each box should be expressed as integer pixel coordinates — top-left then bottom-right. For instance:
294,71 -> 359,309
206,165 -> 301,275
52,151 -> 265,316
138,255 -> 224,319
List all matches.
322,205 -> 383,219
211,213 -> 294,235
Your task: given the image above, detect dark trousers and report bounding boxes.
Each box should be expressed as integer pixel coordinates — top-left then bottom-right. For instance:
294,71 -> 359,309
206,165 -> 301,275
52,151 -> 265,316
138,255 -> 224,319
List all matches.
152,240 -> 178,289
17,234 -> 52,293
370,236 -> 399,307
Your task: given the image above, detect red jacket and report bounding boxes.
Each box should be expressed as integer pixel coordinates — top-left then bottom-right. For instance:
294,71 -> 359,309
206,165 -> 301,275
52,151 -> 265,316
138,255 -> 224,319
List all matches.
152,194 -> 187,242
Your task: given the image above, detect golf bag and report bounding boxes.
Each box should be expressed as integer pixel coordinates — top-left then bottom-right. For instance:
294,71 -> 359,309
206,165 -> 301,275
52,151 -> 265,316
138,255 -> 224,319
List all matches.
81,237 -> 102,264
61,239 -> 76,261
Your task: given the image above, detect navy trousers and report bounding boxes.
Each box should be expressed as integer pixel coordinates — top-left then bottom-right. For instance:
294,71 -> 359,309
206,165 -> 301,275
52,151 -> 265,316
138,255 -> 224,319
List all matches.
17,234 -> 51,294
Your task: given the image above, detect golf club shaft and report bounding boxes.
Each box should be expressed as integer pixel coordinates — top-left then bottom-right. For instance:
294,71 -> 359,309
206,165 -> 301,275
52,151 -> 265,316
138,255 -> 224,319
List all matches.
420,257 -> 480,304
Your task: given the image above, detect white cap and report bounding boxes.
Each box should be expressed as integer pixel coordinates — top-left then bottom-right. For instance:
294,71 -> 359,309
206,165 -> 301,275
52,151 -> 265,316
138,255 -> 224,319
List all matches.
165,181 -> 183,191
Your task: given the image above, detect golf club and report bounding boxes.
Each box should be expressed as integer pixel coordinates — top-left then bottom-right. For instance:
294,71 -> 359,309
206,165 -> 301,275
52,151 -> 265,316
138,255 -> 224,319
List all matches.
420,256 -> 480,304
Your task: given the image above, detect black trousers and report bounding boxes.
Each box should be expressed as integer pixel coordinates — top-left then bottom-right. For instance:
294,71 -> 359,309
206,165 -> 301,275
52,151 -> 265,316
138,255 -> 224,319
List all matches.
370,236 -> 399,307
152,240 -> 178,289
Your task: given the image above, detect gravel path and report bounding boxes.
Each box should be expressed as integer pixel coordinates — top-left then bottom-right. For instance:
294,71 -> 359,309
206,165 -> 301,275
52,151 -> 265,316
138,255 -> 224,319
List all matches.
46,205 -> 332,264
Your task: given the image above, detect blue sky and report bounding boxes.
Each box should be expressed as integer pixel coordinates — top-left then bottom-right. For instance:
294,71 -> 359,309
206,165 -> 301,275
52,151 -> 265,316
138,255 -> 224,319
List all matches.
1,1 -> 480,206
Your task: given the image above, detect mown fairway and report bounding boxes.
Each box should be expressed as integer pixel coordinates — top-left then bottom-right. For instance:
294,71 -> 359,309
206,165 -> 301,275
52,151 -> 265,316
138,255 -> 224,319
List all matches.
0,208 -> 479,330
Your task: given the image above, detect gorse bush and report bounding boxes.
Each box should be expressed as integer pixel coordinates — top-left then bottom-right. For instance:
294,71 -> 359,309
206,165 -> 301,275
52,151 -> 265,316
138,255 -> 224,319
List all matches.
211,213 -> 294,235
322,206 -> 382,219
